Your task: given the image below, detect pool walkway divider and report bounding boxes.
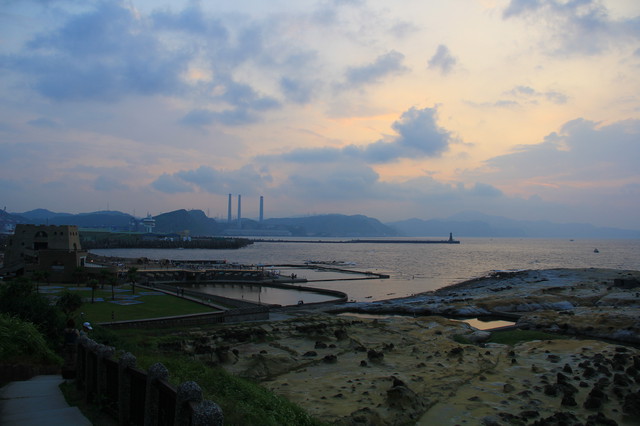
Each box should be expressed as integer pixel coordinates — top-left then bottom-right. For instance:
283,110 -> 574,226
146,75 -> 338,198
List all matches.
98,280 -> 348,329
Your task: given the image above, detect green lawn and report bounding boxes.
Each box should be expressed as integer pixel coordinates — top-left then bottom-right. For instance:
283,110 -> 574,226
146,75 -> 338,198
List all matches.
41,284 -> 217,323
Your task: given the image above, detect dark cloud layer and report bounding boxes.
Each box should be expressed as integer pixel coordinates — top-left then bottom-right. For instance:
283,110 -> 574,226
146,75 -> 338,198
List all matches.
11,2 -> 189,101
152,165 -> 272,196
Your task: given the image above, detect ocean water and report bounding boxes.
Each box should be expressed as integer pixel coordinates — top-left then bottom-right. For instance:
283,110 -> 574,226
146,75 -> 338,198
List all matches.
92,237 -> 640,303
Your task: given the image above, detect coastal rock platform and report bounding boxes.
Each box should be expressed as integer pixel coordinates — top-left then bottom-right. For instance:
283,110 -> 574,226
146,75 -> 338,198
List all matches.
332,268 -> 640,344
159,268 -> 640,425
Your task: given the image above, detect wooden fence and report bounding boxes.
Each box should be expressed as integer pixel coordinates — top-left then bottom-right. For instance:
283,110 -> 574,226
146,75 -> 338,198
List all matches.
74,335 -> 223,425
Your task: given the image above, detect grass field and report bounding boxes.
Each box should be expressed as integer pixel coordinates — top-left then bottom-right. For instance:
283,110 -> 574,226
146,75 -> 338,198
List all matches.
40,284 -> 218,323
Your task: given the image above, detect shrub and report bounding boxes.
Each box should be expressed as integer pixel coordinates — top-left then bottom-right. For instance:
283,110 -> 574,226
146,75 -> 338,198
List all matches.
0,278 -> 65,347
0,313 -> 62,365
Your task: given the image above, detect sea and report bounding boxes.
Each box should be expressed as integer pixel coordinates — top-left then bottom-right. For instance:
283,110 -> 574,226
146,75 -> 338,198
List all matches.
91,237 -> 640,305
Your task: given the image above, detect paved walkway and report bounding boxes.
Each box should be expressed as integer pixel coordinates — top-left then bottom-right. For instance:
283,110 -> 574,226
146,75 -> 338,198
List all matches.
0,375 -> 91,425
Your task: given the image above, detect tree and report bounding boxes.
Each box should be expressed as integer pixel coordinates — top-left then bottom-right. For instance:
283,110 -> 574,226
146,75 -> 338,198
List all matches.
106,272 -> 118,301
87,279 -> 99,304
0,278 -> 64,347
98,268 -> 111,289
73,267 -> 87,285
56,291 -> 83,320
127,266 -> 138,295
32,270 -> 45,293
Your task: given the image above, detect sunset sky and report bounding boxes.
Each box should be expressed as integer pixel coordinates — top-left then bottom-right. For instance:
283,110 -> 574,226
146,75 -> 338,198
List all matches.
1,0 -> 639,229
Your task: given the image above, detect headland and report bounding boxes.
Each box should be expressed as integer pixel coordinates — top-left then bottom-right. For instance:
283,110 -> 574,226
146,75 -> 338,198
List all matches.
137,267 -> 640,425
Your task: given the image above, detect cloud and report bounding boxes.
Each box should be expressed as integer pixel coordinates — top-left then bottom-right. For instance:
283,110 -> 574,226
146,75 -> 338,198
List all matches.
9,1 -> 189,101
502,0 -> 640,55
469,85 -> 568,109
281,162 -> 381,201
482,118 -> 640,184
180,108 -> 257,127
280,147 -> 343,164
151,173 -> 194,194
152,165 -> 272,196
27,118 -> 58,128
391,107 -> 451,155
151,3 -> 228,39
469,182 -> 503,197
503,0 -> 542,19
343,50 -> 408,88
180,79 -> 280,127
428,44 -> 457,74
507,85 -> 568,104
278,106 -> 452,164
280,77 -> 316,104
93,176 -> 129,192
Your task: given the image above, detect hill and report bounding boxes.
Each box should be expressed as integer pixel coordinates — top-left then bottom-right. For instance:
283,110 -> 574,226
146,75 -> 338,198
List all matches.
0,210 -> 28,233
16,209 -> 73,220
153,209 -> 222,236
16,210 -> 136,230
262,214 -> 399,237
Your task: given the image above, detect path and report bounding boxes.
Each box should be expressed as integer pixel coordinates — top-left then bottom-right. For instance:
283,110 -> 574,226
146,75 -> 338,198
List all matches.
0,375 -> 91,425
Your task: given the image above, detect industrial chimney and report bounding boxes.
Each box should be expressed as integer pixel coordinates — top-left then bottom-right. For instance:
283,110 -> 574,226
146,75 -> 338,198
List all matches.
237,194 -> 242,228
227,194 -> 232,223
259,196 -> 264,222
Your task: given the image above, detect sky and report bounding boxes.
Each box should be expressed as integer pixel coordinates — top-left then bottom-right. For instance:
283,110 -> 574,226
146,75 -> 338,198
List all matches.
1,0 -> 639,229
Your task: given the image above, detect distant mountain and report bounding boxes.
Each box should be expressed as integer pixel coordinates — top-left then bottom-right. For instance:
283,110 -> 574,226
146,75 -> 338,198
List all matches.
6,207 -> 638,238
388,211 -> 640,239
153,209 -> 222,236
15,208 -> 73,220
263,214 -> 399,237
0,210 -> 28,233
14,209 -> 135,230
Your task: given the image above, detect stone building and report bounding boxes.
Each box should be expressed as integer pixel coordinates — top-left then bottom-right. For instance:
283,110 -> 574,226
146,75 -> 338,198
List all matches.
2,224 -> 87,281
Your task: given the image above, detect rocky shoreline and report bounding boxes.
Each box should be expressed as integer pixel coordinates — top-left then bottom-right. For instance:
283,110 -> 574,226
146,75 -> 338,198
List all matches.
330,268 -> 640,345
156,268 -> 640,425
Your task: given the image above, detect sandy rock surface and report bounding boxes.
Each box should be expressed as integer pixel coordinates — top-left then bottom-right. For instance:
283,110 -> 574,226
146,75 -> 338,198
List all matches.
159,268 -> 640,425
333,268 -> 640,344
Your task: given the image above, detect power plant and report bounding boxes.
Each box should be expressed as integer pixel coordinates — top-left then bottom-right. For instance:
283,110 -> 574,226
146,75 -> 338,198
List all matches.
259,196 -> 264,222
226,194 -> 265,227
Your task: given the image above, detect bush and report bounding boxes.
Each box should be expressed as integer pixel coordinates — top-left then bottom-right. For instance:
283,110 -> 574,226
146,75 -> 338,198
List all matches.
136,354 -> 323,426
0,313 -> 62,365
0,278 -> 65,348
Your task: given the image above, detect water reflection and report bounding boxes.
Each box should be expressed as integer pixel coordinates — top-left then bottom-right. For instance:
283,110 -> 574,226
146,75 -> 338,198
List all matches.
183,282 -> 338,306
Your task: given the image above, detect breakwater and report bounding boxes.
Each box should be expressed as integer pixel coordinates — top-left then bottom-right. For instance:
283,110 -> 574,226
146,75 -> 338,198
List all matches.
252,238 -> 460,244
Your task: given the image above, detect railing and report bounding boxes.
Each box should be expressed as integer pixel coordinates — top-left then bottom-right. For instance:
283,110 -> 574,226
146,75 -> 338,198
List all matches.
74,336 -> 223,425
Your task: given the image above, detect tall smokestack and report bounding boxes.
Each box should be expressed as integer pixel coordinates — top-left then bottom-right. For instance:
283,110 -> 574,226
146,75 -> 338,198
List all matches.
227,194 -> 232,223
259,196 -> 264,222
237,194 -> 242,228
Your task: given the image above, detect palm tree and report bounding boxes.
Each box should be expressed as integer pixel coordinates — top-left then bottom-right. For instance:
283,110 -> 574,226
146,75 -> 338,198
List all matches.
32,270 -> 45,293
98,268 -> 110,289
87,279 -> 99,303
107,273 -> 118,301
127,266 -> 139,295
73,267 -> 87,286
